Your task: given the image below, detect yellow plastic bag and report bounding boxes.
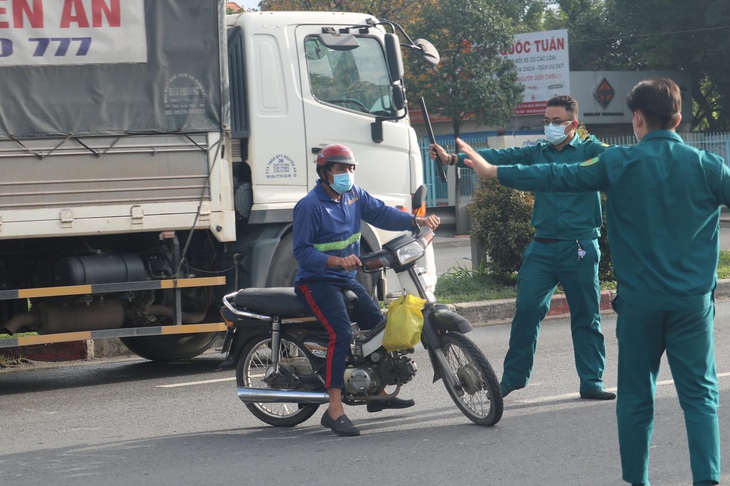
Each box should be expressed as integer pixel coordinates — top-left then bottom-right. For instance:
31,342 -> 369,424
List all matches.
382,294 -> 426,351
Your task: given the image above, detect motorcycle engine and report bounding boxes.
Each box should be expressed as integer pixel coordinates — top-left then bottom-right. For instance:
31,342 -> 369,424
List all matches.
379,355 -> 417,386
344,367 -> 380,395
344,356 -> 418,395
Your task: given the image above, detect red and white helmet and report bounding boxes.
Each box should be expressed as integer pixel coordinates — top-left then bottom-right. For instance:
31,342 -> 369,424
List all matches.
316,144 -> 358,178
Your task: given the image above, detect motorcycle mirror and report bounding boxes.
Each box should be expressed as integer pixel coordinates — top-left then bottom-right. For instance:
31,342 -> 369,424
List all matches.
412,185 -> 427,216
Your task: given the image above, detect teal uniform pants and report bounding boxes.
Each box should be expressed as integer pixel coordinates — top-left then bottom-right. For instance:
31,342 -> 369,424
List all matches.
615,298 -> 720,485
502,238 -> 607,392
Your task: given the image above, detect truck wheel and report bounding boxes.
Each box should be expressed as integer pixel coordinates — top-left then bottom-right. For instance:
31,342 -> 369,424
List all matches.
120,332 -> 219,362
266,233 -> 298,287
266,233 -> 378,299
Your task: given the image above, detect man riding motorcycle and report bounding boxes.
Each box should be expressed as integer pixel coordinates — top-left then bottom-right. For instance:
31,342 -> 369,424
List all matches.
292,144 -> 440,436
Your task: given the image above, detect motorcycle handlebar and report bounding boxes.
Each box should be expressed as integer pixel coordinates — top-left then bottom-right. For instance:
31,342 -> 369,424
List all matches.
359,251 -> 390,273
334,227 -> 433,274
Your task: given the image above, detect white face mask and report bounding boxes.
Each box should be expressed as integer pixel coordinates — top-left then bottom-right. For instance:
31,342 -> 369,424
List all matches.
544,122 -> 568,145
329,171 -> 354,194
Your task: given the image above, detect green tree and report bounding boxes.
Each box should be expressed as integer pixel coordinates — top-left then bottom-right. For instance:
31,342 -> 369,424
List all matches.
408,0 -> 524,138
541,0 -> 730,131
603,0 -> 730,131
469,178 -> 534,282
538,0 -> 631,71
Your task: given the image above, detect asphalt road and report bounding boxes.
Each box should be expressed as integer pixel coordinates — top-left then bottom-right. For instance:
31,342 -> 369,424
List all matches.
3,302 -> 730,485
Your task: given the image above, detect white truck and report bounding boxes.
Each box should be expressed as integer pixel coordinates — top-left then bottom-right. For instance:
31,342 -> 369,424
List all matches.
0,1 -> 439,361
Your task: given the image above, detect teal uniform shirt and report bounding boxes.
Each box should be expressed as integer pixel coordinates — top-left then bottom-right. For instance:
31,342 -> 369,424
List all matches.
498,130 -> 730,310
457,134 -> 607,239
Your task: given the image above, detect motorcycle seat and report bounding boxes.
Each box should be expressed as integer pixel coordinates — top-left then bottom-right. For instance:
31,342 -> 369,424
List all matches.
233,287 -> 360,318
234,287 -> 311,317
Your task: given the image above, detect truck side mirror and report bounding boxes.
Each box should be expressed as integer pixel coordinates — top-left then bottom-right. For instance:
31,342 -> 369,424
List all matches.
384,33 -> 405,82
392,85 -> 406,111
414,38 -> 440,68
371,85 -> 405,143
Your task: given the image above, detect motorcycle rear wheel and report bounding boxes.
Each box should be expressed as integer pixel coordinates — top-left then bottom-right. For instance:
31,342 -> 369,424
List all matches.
439,332 -> 503,426
236,335 -> 321,427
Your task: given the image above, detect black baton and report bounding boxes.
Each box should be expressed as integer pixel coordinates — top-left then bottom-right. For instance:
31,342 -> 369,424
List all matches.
418,97 -> 447,183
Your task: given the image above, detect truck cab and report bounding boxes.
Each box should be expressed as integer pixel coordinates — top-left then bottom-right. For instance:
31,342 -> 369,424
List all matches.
225,11 -> 438,292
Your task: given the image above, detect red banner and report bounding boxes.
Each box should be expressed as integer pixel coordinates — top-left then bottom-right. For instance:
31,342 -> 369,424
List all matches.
409,109 -> 452,125
515,101 -> 548,116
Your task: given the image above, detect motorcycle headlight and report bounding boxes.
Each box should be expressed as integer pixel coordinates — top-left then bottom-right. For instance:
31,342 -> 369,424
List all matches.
395,241 -> 424,266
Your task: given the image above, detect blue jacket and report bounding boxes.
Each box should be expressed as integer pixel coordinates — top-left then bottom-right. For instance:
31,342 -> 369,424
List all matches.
498,130 -> 730,310
293,180 -> 415,283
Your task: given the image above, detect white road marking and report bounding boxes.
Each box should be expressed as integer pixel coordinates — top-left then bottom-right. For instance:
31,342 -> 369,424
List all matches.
157,377 -> 235,388
157,372 -> 730,394
516,371 -> 730,404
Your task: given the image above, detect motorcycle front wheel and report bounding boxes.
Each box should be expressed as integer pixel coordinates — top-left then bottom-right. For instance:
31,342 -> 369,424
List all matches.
236,335 -> 321,427
439,332 -> 503,426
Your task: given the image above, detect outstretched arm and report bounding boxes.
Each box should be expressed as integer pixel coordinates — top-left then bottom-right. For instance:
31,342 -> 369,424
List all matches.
459,136 -> 608,194
456,138 -> 498,178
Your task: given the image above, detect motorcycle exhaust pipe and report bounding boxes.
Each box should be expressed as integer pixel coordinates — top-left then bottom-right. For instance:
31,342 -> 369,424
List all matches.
236,387 -> 329,404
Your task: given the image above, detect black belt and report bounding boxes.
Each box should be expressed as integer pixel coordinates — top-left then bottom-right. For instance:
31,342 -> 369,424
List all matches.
533,237 -> 560,244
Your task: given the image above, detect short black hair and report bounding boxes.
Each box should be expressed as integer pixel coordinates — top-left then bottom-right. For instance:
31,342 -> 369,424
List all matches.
626,78 -> 681,129
547,95 -> 578,115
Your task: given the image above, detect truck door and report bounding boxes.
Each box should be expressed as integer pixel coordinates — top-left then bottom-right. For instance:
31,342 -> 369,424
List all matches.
296,27 -> 414,206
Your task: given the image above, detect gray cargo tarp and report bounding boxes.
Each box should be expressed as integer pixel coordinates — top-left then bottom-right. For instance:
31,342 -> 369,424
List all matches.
0,0 -> 228,140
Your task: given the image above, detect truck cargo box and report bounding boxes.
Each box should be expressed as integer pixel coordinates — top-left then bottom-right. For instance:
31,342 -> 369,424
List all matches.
0,0 -> 235,242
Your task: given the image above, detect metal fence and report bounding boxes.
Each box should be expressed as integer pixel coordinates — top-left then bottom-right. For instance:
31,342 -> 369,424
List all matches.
419,133 -> 488,208
420,131 -> 730,208
600,132 -> 730,161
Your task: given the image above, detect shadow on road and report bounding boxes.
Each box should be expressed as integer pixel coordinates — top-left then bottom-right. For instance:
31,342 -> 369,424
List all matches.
0,354 -> 230,395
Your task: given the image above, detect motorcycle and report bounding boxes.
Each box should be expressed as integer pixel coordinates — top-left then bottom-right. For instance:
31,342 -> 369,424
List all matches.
219,210 -> 503,427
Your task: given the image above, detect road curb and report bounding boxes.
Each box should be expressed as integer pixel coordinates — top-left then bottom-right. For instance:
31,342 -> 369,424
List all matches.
455,279 -> 730,327
454,290 -> 616,326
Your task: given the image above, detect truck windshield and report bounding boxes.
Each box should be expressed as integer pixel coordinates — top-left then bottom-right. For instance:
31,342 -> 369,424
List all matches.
304,36 -> 396,117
